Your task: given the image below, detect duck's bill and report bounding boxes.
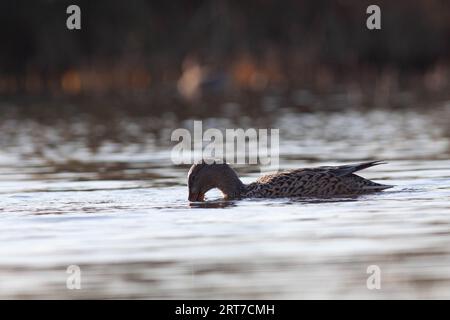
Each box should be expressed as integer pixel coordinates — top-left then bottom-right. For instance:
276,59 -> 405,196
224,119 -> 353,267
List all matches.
188,192 -> 205,202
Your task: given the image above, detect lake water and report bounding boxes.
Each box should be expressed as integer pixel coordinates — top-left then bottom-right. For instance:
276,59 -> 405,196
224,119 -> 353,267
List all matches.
0,105 -> 449,299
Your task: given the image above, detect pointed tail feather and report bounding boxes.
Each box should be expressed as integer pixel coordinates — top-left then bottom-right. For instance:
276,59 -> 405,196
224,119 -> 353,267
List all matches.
327,160 -> 387,177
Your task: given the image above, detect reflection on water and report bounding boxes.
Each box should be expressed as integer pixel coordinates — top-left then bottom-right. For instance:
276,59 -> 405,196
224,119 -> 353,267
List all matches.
0,105 -> 449,299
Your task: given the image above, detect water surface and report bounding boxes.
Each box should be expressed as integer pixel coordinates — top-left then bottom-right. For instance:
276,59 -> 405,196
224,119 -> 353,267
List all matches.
0,106 -> 449,299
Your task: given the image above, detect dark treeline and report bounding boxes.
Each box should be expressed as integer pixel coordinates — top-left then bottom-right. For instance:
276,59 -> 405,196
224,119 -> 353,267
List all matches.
0,0 -> 449,113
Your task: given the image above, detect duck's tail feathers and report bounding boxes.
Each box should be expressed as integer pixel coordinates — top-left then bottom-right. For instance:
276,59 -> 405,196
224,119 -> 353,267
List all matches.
328,160 -> 387,177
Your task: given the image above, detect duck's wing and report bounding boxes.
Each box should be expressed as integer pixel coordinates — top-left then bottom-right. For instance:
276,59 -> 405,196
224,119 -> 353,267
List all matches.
320,160 -> 387,177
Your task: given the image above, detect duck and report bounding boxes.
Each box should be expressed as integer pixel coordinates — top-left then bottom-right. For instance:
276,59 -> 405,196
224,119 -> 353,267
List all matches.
187,160 -> 392,201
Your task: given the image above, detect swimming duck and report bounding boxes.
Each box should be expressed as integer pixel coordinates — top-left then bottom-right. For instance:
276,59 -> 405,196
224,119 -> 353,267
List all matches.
187,160 -> 392,201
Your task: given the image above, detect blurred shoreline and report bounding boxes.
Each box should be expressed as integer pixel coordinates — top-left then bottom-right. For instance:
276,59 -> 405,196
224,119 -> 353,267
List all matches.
1,0 -> 449,118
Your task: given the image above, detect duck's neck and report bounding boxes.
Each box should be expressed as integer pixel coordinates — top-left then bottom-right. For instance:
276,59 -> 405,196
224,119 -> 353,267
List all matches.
219,181 -> 264,200
209,164 -> 253,200
217,177 -> 246,200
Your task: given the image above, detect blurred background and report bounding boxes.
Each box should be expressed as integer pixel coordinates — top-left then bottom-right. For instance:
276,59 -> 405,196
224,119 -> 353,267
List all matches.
1,0 -> 449,116
0,0 -> 450,299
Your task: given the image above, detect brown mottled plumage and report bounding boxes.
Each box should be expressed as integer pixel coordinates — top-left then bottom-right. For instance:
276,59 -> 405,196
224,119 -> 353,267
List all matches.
187,160 -> 392,201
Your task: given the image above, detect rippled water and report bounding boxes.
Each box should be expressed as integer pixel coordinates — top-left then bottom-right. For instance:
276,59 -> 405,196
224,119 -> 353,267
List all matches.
0,105 -> 449,299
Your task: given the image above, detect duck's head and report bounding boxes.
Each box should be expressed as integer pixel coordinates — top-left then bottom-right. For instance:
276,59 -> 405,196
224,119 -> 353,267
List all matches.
187,161 -> 244,201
